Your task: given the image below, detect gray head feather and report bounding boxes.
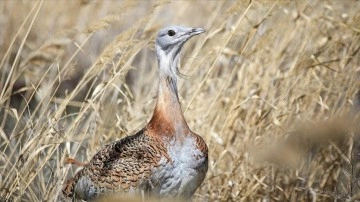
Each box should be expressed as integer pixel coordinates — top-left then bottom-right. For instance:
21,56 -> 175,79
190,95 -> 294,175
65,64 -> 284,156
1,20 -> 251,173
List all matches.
155,25 -> 205,78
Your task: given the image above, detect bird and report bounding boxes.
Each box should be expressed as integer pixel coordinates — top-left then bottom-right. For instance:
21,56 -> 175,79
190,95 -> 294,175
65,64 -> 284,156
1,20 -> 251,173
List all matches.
62,25 -> 208,201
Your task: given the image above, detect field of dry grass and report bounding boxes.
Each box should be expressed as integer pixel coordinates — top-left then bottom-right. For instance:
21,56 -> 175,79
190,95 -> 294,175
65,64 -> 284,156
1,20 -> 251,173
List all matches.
1,0 -> 360,201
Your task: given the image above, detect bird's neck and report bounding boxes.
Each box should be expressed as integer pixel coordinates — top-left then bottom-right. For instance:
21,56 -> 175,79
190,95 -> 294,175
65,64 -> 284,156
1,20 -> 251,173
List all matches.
148,51 -> 189,137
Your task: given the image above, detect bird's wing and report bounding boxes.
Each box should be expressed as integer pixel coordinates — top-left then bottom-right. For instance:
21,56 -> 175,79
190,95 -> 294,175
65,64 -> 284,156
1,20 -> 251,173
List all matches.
63,128 -> 164,199
191,132 -> 208,158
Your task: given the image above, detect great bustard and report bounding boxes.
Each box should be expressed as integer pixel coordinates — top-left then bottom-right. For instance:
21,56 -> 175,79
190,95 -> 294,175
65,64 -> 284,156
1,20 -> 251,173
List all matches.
62,25 -> 208,200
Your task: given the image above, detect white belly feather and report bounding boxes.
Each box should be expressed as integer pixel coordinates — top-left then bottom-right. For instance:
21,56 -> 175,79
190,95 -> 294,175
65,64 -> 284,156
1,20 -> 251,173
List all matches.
151,136 -> 208,198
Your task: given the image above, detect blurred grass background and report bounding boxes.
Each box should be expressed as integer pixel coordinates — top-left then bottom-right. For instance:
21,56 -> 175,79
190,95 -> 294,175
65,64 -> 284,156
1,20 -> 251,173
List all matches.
1,0 -> 360,201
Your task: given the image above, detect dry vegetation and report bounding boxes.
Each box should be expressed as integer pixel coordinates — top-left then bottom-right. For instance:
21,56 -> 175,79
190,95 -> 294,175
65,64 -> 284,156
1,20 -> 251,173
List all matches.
1,0 -> 360,201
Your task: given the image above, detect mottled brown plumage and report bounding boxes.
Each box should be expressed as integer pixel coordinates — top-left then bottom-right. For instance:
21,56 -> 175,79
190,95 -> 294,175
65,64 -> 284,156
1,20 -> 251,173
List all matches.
62,26 -> 208,201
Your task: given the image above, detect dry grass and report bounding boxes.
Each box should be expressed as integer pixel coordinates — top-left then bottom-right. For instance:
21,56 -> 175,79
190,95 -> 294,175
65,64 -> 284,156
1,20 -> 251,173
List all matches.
1,0 -> 360,201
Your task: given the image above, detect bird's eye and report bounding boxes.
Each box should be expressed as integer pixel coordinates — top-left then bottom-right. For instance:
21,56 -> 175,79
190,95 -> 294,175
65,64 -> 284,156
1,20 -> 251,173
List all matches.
167,30 -> 176,36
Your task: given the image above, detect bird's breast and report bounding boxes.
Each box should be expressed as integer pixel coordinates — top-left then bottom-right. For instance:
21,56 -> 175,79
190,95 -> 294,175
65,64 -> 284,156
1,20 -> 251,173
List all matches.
150,135 -> 208,198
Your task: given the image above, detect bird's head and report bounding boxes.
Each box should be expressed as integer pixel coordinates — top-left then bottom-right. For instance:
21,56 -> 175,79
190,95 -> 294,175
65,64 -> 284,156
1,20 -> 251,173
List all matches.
155,25 -> 205,77
156,25 -> 205,55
